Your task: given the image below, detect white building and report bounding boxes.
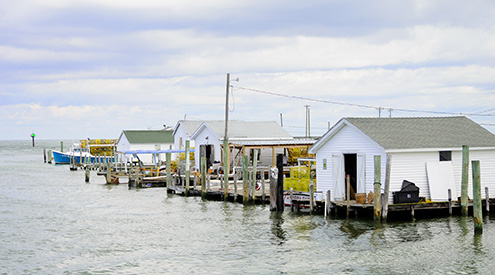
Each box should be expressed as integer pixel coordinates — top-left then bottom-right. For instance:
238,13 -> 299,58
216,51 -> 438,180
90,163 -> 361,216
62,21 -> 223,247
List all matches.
308,117 -> 495,203
116,129 -> 174,164
172,120 -> 205,160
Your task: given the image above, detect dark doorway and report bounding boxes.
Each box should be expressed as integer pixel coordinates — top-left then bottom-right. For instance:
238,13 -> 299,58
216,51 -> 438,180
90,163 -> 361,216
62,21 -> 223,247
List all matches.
200,145 -> 214,169
344,154 -> 357,200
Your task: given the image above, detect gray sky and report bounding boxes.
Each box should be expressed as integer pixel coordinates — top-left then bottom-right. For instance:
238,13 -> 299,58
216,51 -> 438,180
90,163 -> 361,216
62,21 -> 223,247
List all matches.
1,0 -> 494,140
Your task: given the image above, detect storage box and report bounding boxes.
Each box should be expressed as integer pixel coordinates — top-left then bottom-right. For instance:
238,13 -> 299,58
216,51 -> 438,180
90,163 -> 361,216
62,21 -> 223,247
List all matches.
393,191 -> 420,204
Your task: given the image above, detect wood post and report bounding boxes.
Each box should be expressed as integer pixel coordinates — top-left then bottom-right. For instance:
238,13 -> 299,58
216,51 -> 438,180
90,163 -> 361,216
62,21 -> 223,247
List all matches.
346,174 -> 350,216
106,161 -> 111,184
290,187 -> 294,212
269,166 -> 278,211
60,141 -> 63,152
486,187 -> 490,213
309,181 -> 315,214
374,155 -> 382,222
261,168 -> 266,203
276,154 -> 284,211
252,149 -> 258,202
166,152 -> 171,192
325,190 -> 331,217
85,167 -> 90,183
461,145 -> 469,216
382,154 -> 391,221
201,156 -> 207,199
44,148 -> 47,163
223,139 -> 229,201
233,167 -> 238,201
185,140 -> 190,195
472,160 -> 482,234
448,189 -> 452,215
242,155 -> 249,204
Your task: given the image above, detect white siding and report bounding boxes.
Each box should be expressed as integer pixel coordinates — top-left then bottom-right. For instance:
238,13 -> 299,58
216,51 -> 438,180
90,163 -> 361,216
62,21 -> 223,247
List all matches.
193,128 -> 221,170
315,125 -> 386,200
452,149 -> 495,200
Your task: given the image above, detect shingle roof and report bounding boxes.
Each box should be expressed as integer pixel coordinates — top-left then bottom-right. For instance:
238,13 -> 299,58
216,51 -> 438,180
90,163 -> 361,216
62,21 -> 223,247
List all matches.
174,120 -> 208,137
345,116 -> 495,150
123,130 -> 174,144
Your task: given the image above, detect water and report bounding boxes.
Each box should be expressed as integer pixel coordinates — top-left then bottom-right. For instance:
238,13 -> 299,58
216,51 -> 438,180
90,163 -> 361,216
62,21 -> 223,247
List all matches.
2,140 -> 495,274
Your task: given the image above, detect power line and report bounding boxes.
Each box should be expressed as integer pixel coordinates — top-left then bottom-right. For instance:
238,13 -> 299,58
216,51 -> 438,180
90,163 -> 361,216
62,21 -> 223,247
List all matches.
234,86 -> 495,117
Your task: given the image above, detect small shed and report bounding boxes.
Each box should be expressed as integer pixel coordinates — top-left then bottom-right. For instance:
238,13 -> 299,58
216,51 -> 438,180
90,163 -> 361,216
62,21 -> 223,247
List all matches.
172,120 -> 205,159
190,120 -> 304,171
116,129 -> 174,164
308,116 -> 495,203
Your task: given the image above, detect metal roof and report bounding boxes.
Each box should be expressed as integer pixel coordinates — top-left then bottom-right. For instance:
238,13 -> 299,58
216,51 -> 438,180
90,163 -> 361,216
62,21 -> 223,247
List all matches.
344,116 -> 495,150
192,120 -> 293,140
121,130 -> 174,144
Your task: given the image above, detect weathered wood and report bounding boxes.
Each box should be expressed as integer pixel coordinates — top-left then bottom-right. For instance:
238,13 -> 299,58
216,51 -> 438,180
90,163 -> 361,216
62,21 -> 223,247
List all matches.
486,187 -> 490,213
60,141 -> 63,152
242,155 -> 249,204
201,156 -> 207,199
269,166 -> 278,211
290,187 -> 294,212
309,181 -> 315,214
44,148 -> 47,163
325,190 -> 331,217
185,140 -> 190,195
233,167 -> 238,200
276,154 -> 284,211
472,160 -> 482,234
166,152 -> 171,192
261,168 -> 266,202
382,154 -> 391,220
252,149 -> 258,202
85,167 -> 90,183
374,155 -> 382,222
106,161 -> 111,183
346,174 -> 350,217
448,189 -> 452,215
461,145 -> 469,216
223,139 -> 229,201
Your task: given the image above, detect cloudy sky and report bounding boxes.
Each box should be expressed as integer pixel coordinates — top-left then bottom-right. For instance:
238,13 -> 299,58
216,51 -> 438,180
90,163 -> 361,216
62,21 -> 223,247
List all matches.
1,0 -> 494,140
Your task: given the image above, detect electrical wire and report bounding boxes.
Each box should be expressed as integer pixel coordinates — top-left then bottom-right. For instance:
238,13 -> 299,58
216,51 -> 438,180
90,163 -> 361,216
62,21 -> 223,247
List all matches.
234,86 -> 495,117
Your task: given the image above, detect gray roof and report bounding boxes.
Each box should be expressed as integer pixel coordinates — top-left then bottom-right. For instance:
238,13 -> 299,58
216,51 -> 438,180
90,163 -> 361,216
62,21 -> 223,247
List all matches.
344,116 -> 495,150
194,120 -> 293,140
174,120 -> 206,137
122,130 -> 174,144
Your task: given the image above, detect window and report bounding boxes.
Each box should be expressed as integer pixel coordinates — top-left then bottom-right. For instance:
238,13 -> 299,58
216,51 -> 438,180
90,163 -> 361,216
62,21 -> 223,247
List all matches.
439,151 -> 452,161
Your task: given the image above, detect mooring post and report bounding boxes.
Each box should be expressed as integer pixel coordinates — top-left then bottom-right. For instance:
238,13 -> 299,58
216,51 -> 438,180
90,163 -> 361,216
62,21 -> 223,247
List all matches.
382,154 -> 391,221
242,155 -> 249,204
47,150 -> 52,164
85,166 -> 90,183
252,150 -> 258,202
60,141 -> 63,152
106,160 -> 111,184
223,140 -> 229,201
248,169 -> 253,202
166,152 -> 171,192
276,154 -> 284,212
325,190 -> 331,217
233,167 -> 238,201
269,166 -> 278,211
43,148 -> 47,163
374,155 -> 382,222
448,189 -> 452,215
185,140 -> 190,196
486,187 -> 490,213
346,175 -> 350,217
261,168 -> 266,203
472,160 -> 482,234
310,181 -> 315,214
461,145 -> 469,216
290,187 -> 294,212
201,156 -> 207,199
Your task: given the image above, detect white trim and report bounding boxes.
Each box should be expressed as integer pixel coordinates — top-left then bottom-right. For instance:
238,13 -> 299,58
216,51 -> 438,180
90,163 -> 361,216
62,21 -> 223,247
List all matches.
386,146 -> 495,153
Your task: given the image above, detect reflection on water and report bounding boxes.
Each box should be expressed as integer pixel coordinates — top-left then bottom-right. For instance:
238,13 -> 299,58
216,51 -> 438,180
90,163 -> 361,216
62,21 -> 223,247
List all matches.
3,140 -> 495,274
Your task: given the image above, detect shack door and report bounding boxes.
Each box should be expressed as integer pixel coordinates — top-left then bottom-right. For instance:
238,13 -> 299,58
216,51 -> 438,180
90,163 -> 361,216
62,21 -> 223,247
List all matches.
332,153 -> 345,200
199,144 -> 214,169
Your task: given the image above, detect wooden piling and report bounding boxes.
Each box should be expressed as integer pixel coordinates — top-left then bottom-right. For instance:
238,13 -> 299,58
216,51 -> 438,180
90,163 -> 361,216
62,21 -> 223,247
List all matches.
472,160 -> 482,234
223,139 -> 229,201
85,167 -> 90,183
166,152 -> 171,192
382,154 -> 391,221
185,140 -> 190,195
290,187 -> 294,212
309,181 -> 315,214
44,148 -> 47,163
448,189 -> 452,215
325,190 -> 331,217
60,141 -> 63,152
261,168 -> 266,203
461,145 -> 469,216
346,175 -> 350,217
276,154 -> 284,212
201,156 -> 207,199
233,168 -> 238,201
106,161 -> 111,183
242,155 -> 249,204
485,187 -> 490,213
269,166 -> 278,211
374,155 -> 382,222
252,150 -> 258,202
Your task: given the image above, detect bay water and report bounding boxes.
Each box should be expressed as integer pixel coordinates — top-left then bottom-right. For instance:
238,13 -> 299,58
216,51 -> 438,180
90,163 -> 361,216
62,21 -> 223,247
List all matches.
1,140 -> 495,274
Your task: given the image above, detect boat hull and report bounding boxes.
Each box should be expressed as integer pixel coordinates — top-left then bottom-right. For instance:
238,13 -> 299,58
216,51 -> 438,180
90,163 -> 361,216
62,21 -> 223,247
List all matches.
52,150 -> 99,164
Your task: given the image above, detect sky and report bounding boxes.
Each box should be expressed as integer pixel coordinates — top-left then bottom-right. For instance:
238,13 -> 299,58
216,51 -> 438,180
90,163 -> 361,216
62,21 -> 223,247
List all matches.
1,0 -> 495,140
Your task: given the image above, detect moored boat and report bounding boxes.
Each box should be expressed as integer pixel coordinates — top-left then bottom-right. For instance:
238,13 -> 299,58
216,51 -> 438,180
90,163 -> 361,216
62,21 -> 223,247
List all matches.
52,143 -> 96,164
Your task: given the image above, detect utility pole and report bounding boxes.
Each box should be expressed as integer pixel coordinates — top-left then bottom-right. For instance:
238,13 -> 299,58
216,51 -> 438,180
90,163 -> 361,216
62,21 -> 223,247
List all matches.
305,105 -> 311,137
